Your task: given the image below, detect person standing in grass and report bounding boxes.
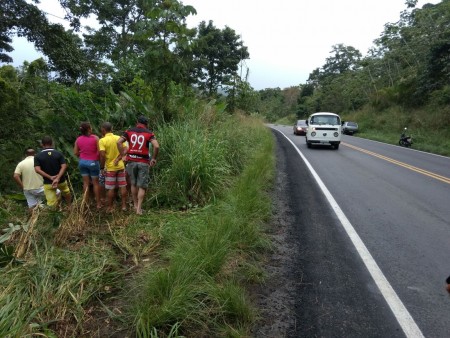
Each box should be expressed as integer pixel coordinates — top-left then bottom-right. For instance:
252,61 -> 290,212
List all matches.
13,148 -> 45,212
99,122 -> 127,213
117,116 -> 159,215
34,136 -> 72,209
73,122 -> 101,209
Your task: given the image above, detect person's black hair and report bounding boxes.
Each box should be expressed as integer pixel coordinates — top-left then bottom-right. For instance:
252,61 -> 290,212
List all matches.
101,122 -> 112,132
41,136 -> 53,146
137,115 -> 149,126
80,121 -> 91,136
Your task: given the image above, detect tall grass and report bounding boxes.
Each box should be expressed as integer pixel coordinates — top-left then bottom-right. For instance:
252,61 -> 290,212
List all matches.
1,100 -> 276,337
0,240 -> 120,336
154,119 -> 232,206
128,113 -> 274,336
151,102 -> 272,208
342,105 -> 450,156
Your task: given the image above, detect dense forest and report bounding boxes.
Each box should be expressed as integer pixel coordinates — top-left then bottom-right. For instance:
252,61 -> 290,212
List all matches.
0,0 -> 256,193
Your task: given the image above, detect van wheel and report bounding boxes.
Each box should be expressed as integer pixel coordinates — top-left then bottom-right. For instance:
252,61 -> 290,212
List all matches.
307,142 -> 311,148
334,144 -> 339,150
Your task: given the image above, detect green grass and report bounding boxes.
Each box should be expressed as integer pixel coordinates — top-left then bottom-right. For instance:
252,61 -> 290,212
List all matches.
0,240 -> 120,336
0,106 -> 276,337
127,115 -> 274,337
274,114 -> 297,126
342,105 -> 450,156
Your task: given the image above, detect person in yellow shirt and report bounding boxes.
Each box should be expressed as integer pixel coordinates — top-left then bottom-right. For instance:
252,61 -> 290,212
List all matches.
13,148 -> 45,211
99,122 -> 127,213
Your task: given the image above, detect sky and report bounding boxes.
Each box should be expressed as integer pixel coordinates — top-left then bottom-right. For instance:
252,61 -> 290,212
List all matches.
10,0 -> 441,90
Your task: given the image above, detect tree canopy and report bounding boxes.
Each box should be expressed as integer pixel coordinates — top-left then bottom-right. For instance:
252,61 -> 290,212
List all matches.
191,20 -> 249,96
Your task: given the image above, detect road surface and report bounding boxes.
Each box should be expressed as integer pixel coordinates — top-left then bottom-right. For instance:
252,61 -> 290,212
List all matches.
255,125 -> 450,337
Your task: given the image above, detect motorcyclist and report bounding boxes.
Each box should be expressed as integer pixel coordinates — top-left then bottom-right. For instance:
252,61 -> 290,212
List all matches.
399,127 -> 412,147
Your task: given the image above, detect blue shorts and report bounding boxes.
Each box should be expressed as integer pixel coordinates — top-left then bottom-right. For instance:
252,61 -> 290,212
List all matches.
79,159 -> 100,177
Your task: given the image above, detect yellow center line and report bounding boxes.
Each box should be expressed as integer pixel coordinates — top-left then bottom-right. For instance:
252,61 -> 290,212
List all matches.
342,142 -> 450,185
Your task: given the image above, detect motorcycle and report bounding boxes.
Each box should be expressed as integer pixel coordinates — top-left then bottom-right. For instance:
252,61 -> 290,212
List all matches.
399,127 -> 413,147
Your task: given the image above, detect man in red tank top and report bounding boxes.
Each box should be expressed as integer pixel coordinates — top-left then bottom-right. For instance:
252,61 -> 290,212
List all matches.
117,116 -> 159,215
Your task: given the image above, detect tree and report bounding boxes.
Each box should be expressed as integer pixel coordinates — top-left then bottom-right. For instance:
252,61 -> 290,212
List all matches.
59,0 -> 150,64
140,0 -> 196,121
192,21 -> 249,96
1,0 -> 88,83
322,44 -> 362,77
60,0 -> 197,120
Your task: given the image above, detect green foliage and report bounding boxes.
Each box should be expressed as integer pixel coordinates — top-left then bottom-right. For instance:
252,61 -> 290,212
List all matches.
154,118 -> 232,206
192,20 -> 249,96
1,0 -> 89,81
341,104 -> 450,156
0,3 -> 273,337
256,86 -> 301,122
150,101 -> 270,207
128,116 -> 273,336
0,241 -> 121,336
287,1 -> 450,118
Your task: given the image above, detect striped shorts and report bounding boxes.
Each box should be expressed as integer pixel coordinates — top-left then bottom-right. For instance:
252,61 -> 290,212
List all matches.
105,170 -> 127,190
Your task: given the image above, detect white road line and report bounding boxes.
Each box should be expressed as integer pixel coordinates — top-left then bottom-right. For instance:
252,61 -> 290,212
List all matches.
274,128 -> 425,338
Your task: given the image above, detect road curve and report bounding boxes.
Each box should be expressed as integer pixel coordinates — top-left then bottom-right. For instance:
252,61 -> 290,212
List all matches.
269,125 -> 450,337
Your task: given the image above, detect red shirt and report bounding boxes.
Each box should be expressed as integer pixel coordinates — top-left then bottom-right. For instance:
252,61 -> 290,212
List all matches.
122,123 -> 155,163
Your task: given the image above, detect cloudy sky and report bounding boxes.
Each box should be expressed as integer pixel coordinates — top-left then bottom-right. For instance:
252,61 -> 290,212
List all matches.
10,0 -> 440,90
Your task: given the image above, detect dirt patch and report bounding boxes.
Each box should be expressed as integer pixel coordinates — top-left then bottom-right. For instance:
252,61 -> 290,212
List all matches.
250,153 -> 303,337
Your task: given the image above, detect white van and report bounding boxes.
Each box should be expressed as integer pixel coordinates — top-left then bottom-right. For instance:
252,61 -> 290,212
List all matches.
305,112 -> 342,150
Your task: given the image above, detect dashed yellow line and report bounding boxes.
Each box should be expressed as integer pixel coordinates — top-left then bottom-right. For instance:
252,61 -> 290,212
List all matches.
342,142 -> 450,185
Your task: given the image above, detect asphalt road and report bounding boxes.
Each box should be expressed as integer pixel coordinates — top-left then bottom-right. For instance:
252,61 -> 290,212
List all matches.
268,125 -> 450,337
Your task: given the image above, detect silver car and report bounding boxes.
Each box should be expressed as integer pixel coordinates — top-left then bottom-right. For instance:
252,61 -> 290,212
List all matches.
342,121 -> 358,135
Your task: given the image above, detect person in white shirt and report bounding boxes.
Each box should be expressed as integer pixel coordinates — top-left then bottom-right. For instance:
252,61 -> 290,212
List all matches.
13,148 -> 45,211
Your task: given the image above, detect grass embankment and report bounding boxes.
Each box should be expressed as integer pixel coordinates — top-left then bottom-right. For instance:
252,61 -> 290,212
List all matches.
0,107 -> 275,337
341,105 -> 450,156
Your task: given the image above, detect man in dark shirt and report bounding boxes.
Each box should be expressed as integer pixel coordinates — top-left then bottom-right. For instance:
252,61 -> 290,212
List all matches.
117,116 -> 159,215
34,136 -> 71,208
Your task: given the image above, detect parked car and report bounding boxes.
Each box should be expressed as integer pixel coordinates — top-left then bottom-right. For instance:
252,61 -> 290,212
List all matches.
342,121 -> 358,135
293,120 -> 308,135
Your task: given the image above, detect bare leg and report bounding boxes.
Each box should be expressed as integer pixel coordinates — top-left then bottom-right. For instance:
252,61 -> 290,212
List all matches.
125,172 -> 132,205
92,177 -> 101,208
82,175 -> 90,204
136,187 -> 146,215
107,188 -> 115,212
64,192 -> 72,208
120,186 -> 127,210
99,185 -> 105,205
130,185 -> 138,211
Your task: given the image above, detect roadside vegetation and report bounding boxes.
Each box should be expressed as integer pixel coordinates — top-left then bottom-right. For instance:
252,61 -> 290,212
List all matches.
341,104 -> 450,156
0,108 -> 274,337
1,1 -> 276,336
